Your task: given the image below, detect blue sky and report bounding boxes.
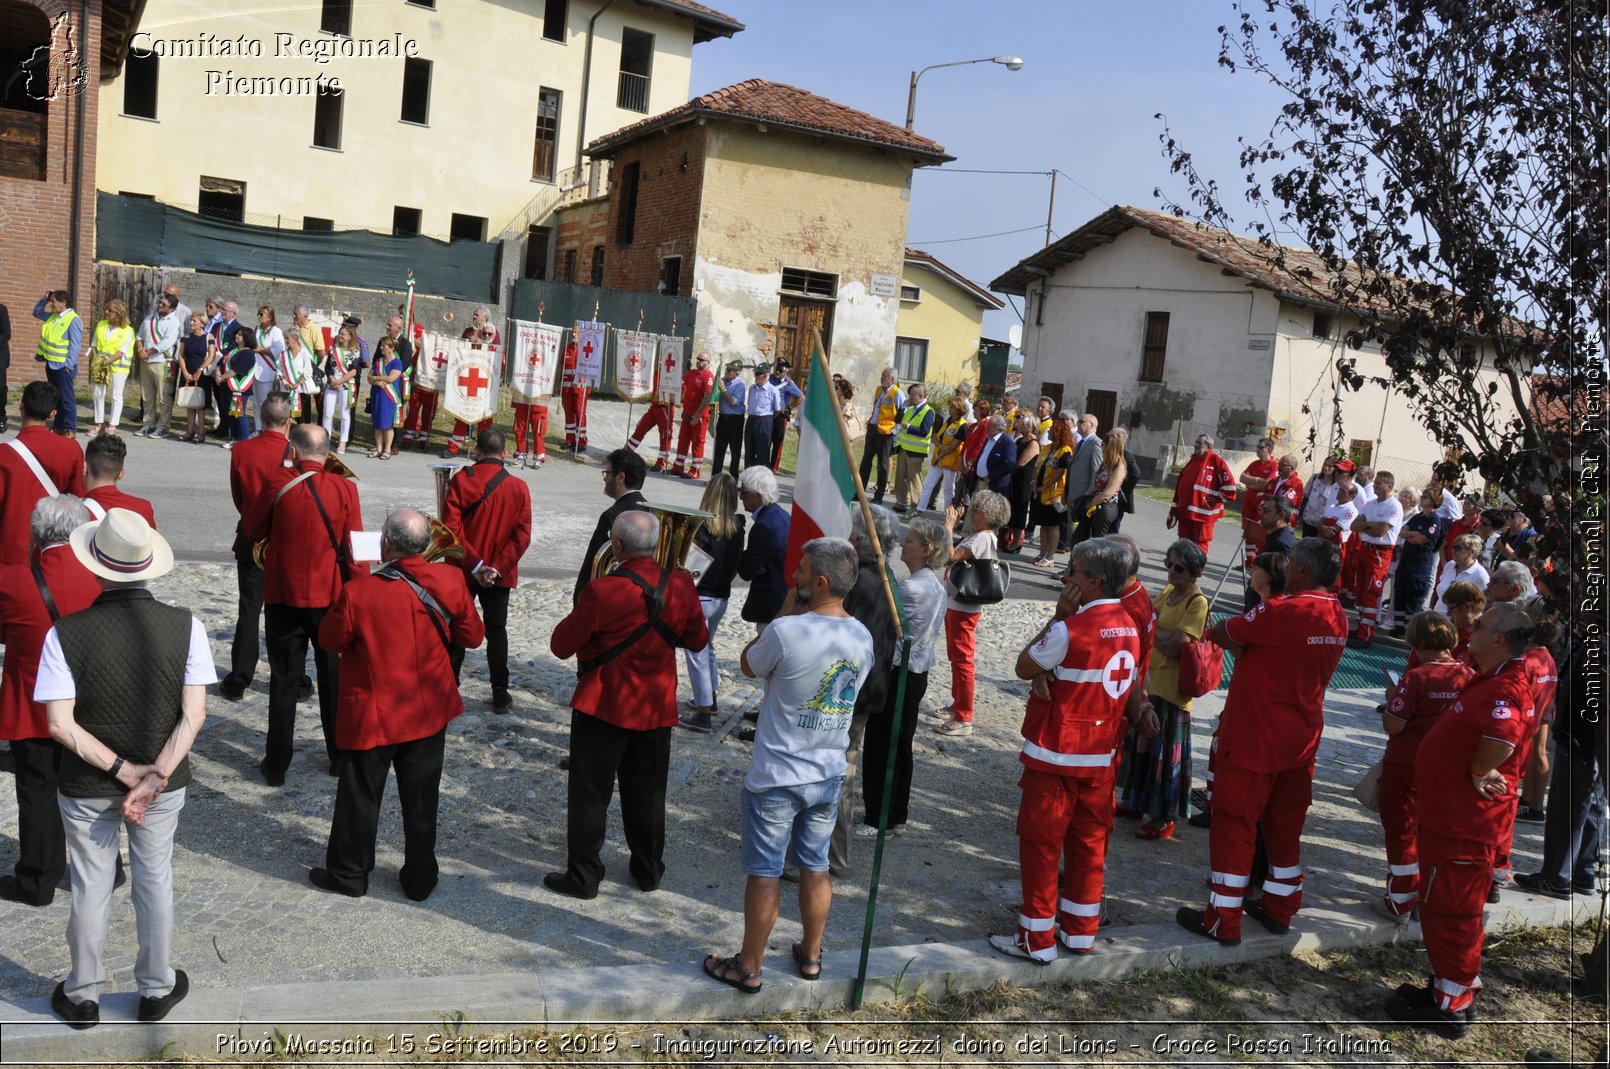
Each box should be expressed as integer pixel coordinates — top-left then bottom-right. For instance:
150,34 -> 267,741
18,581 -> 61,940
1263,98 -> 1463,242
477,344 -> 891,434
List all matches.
688,0 -> 1296,346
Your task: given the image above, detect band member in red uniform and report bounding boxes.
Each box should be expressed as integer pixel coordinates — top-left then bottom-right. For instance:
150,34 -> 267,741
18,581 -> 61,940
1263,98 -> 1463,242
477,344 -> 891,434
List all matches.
81,435 -> 156,527
990,539 -> 1141,962
1167,433 -> 1236,553
0,382 -> 86,566
0,497 -> 100,906
560,340 -> 589,450
219,395 -> 293,700
441,430 -> 532,715
1237,438 -> 1279,566
1347,470 -> 1404,646
670,351 -> 716,479
1372,611 -> 1473,922
440,309 -> 500,459
242,424 -> 363,785
1178,537 -> 1346,947
309,510 -> 485,901
1386,601 -> 1538,1038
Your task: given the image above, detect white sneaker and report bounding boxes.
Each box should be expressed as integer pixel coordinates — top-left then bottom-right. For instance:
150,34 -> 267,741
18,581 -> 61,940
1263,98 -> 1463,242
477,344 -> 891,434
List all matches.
1368,896 -> 1413,925
854,824 -> 881,838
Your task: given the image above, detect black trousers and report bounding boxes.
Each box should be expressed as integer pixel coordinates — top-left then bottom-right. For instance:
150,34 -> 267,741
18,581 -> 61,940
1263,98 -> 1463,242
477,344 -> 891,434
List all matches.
450,583 -> 509,695
861,668 -> 929,829
264,602 -> 339,774
743,415 -> 774,470
224,541 -> 265,691
563,710 -> 670,894
769,411 -> 790,471
711,413 -> 744,478
8,737 -> 65,902
323,728 -> 446,899
0,361 -> 8,425
859,429 -> 894,497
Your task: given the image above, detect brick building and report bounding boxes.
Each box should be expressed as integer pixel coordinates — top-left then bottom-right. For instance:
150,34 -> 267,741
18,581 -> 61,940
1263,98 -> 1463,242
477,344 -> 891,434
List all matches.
556,79 -> 950,393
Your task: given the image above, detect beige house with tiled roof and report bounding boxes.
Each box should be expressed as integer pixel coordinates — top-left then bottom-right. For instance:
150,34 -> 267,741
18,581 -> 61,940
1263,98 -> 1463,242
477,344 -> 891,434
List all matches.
560,79 -> 951,390
894,248 -> 1003,388
990,205 -> 1524,479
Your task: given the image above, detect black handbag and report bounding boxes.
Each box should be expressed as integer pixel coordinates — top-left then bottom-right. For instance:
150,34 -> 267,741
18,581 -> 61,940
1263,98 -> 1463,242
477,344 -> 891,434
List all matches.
947,558 -> 1009,605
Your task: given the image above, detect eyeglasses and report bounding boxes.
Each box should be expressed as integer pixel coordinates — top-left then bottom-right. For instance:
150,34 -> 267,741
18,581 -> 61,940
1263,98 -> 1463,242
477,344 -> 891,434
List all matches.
1166,560 -> 1186,572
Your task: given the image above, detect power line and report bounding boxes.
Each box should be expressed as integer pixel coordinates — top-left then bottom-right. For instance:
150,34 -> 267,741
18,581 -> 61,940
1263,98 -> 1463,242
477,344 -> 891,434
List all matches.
924,167 -> 1055,176
908,224 -> 1045,245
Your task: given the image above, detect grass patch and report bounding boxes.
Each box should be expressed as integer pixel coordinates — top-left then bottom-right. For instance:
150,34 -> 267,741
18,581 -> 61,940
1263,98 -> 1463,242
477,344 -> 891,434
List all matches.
1138,485 -> 1175,503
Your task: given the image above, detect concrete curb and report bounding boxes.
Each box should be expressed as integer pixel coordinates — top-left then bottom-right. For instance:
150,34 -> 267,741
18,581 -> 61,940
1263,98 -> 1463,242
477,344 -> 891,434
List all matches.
0,894 -> 1591,1063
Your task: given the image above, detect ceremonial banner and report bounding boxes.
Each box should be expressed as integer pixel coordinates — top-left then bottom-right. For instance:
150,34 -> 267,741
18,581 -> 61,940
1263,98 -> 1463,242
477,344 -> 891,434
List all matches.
574,319 -> 606,387
415,330 -> 457,392
509,320 -> 562,402
441,337 -> 502,424
614,329 -> 656,402
655,336 -> 684,404
785,333 -> 858,577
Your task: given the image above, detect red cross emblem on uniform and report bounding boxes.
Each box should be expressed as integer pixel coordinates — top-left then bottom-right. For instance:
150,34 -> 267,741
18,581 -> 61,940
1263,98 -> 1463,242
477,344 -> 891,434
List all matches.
1101,650 -> 1137,699
458,367 -> 489,397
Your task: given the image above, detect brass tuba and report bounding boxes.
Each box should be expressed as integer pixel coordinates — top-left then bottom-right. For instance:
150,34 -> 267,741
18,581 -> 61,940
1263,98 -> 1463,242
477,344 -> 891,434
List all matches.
423,462 -> 466,562
252,454 -> 360,569
588,502 -> 712,581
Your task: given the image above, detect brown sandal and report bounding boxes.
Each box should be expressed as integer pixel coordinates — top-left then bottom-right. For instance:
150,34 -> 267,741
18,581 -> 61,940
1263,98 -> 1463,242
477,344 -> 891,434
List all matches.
703,953 -> 762,994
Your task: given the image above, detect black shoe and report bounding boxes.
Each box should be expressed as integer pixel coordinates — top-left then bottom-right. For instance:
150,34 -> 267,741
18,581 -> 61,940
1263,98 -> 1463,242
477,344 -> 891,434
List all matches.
1188,811 -> 1212,829
216,681 -> 246,701
1573,875 -> 1598,895
742,709 -> 759,723
492,691 -> 513,715
635,876 -> 661,893
137,969 -> 188,1022
737,726 -> 756,742
399,875 -> 436,903
51,982 -> 99,1029
308,867 -> 365,897
1488,880 -> 1502,904
1384,990 -> 1470,1039
0,875 -> 52,907
558,756 -> 570,771
1246,899 -> 1291,935
679,711 -> 713,733
1175,906 -> 1240,947
1515,804 -> 1547,824
1514,873 -> 1574,900
542,871 -> 597,900
258,761 -> 285,787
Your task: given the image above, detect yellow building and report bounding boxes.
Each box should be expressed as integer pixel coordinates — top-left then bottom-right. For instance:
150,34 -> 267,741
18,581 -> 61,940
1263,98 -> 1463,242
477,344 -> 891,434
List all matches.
95,0 -> 740,271
894,248 -> 1003,388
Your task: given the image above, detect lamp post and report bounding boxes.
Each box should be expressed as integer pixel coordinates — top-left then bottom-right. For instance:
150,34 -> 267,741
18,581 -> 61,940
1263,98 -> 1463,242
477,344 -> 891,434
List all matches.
905,55 -> 1023,130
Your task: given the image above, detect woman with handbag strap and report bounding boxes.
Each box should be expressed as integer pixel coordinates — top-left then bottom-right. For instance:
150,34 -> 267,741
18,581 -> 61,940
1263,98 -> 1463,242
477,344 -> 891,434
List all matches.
175,313 -> 211,444
1116,539 -> 1210,840
1027,420 -> 1074,568
937,489 -> 1010,737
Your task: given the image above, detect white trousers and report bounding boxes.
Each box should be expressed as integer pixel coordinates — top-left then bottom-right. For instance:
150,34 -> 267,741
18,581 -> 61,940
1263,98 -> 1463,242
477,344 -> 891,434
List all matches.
92,372 -> 129,426
920,466 -> 958,512
321,386 -> 352,443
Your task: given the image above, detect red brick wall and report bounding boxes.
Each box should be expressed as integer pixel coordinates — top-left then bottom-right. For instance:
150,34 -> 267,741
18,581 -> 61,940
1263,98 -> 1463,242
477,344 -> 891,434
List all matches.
0,0 -> 100,396
552,198 -> 612,283
600,125 -> 705,295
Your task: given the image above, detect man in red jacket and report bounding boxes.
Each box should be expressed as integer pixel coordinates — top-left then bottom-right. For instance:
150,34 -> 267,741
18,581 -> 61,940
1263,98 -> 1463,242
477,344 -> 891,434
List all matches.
1178,537 -> 1347,946
670,351 -> 716,479
242,423 -> 363,785
991,538 -> 1141,962
0,382 -> 86,566
1168,433 -> 1237,554
441,429 -> 532,714
1237,437 -> 1278,566
81,435 -> 156,527
1387,601 -> 1538,1038
560,340 -> 589,450
309,510 -> 485,900
0,496 -> 100,906
546,510 -> 709,898
219,395 -> 294,700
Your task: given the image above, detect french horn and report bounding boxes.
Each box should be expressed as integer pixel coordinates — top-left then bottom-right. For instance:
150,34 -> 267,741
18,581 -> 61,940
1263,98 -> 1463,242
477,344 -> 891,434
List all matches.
589,502 -> 711,580
252,453 -> 360,569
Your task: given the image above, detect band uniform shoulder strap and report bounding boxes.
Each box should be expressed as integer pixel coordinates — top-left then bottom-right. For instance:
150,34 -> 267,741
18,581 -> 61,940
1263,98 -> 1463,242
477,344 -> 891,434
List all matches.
31,563 -> 61,623
5,439 -> 60,498
458,465 -> 511,520
576,566 -> 679,677
378,562 -> 455,655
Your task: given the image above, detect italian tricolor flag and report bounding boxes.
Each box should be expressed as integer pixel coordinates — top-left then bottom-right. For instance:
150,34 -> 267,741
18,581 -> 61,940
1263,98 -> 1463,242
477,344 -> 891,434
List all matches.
785,336 -> 858,577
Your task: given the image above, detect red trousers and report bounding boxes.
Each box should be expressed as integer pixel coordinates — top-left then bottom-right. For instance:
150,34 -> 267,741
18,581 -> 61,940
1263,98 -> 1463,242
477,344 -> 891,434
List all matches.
1014,768 -> 1114,959
945,608 -> 980,720
562,386 -> 589,447
1199,760 -> 1313,942
512,403 -> 547,458
1350,542 -> 1394,641
672,411 -> 710,474
627,404 -> 672,463
1418,829 -> 1494,1013
403,387 -> 440,440
1177,517 -> 1216,554
1377,761 -> 1421,915
1242,519 -> 1267,569
446,417 -> 493,453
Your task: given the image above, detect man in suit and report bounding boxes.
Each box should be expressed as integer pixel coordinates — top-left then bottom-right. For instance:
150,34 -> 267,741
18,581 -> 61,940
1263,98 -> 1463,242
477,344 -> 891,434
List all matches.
574,448 -> 648,604
0,381 -> 86,566
1062,413 -> 1101,516
219,394 -> 293,700
975,415 -> 1018,495
81,434 -> 156,527
311,510 -> 485,900
0,496 -> 100,906
442,429 -> 532,714
737,465 -> 790,633
546,510 -> 709,898
242,423 -> 363,785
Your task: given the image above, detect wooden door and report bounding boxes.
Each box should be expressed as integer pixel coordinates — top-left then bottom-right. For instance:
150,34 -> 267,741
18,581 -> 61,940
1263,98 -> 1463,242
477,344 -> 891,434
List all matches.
1085,389 -> 1117,435
776,296 -> 834,380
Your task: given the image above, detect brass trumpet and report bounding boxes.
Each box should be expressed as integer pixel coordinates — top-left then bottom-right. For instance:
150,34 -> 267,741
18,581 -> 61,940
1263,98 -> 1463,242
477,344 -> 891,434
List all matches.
251,454 -> 360,569
589,502 -> 711,580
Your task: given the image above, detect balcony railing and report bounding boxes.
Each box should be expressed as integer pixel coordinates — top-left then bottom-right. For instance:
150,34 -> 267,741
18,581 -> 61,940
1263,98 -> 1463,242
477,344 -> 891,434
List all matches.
616,70 -> 650,113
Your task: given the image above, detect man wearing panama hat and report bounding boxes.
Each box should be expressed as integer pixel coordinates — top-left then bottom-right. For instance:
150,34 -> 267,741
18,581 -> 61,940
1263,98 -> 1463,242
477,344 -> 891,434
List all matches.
34,509 -> 212,1028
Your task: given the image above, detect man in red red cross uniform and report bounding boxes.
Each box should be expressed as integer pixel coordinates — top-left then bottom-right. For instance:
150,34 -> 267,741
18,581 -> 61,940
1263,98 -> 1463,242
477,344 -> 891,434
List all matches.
670,351 -> 716,479
561,340 -> 589,450
1385,601 -> 1537,1039
510,334 -> 549,471
626,393 -> 675,471
1178,536 -> 1346,947
1237,437 -> 1278,567
441,312 -> 500,459
0,381 -> 86,567
1347,469 -> 1404,646
990,539 -> 1140,962
1168,433 -> 1237,554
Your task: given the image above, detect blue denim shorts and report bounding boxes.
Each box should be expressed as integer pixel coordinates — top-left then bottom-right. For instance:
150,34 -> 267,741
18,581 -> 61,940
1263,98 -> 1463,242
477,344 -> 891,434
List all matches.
740,777 -> 844,877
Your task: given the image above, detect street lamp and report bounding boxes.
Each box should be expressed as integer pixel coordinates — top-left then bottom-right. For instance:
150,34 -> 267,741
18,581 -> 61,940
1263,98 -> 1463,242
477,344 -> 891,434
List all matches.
905,56 -> 1024,130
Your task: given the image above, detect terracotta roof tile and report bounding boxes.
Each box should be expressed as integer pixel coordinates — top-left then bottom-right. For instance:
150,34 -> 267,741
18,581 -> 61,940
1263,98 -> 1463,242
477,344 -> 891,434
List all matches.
633,0 -> 744,42
587,79 -> 951,163
905,248 -> 1004,309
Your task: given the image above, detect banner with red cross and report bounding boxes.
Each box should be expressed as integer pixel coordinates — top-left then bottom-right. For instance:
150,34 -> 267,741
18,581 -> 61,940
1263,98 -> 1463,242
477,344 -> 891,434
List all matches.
440,334 -> 502,424
509,319 -> 562,402
574,319 -> 606,387
655,335 -> 684,404
613,328 -> 657,402
415,330 -> 458,392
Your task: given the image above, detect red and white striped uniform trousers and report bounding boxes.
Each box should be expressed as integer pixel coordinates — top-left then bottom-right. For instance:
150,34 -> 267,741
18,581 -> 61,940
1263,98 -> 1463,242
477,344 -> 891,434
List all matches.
1348,542 -> 1394,641
511,402 -> 547,460
627,403 -> 673,466
1201,760 -> 1313,943
1418,830 -> 1493,1014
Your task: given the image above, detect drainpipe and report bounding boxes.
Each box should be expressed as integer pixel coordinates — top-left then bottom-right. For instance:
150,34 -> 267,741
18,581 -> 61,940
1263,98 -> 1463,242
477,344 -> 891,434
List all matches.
67,0 -> 89,301
575,0 -> 618,176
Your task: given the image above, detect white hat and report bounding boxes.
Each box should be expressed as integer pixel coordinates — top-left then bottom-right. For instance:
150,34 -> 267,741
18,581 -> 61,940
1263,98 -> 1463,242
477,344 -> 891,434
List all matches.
70,508 -> 174,583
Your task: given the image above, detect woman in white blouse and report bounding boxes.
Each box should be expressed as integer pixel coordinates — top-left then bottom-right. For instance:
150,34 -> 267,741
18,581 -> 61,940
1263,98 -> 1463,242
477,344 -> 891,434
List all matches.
1433,533 -> 1490,612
